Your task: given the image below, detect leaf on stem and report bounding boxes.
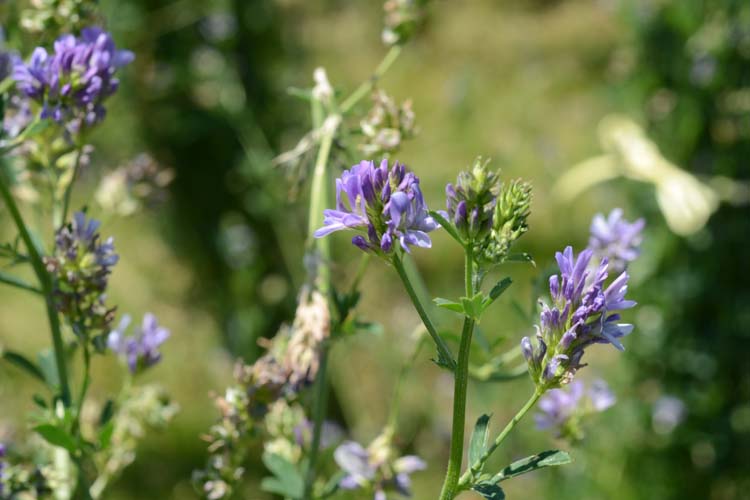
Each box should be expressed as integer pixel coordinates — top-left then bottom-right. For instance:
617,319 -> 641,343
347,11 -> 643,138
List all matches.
503,253 -> 535,266
472,482 -> 505,499
261,452 -> 304,499
493,449 -> 572,482
429,210 -> 464,246
1,350 -> 47,384
469,414 -> 492,474
33,424 -> 78,453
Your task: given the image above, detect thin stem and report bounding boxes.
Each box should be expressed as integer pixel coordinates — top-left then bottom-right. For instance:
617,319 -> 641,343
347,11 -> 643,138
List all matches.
439,249 -> 475,500
0,170 -> 71,406
303,341 -> 330,500
58,147 -> 83,230
391,254 -> 455,370
457,389 -> 543,489
73,338 -> 92,435
340,45 -> 402,114
306,116 -> 339,293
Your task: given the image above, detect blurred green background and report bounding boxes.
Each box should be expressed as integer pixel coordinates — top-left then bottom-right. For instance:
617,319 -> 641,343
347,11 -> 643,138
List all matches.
1,0 -> 749,498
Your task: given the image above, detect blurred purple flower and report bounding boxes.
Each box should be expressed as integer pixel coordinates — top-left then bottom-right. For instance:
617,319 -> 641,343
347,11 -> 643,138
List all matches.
334,439 -> 426,499
535,379 -> 616,437
12,27 -> 133,132
314,159 -> 439,254
652,395 -> 686,435
588,208 -> 645,273
522,246 -> 636,387
46,211 -> 119,331
108,313 -> 170,374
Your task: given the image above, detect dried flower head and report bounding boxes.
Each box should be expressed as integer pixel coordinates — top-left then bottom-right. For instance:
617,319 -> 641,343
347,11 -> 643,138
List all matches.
315,159 -> 439,254
13,27 -> 133,133
522,246 -> 636,389
283,289 -> 330,388
95,153 -> 175,216
360,90 -> 416,158
45,211 -> 118,332
382,0 -> 430,46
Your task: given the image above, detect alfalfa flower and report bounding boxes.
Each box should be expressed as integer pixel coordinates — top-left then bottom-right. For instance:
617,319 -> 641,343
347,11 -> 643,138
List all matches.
535,379 -> 615,440
107,313 -> 170,374
45,211 -> 119,332
314,159 -> 439,254
588,208 -> 645,273
13,27 -> 133,133
522,246 -> 636,389
334,435 -> 426,499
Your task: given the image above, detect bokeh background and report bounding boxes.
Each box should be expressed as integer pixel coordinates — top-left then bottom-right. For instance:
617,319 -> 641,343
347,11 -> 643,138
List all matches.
1,0 -> 749,498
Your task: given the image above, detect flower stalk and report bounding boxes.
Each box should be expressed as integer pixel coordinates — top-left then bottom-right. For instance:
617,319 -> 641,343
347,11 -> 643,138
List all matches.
439,248 -> 476,500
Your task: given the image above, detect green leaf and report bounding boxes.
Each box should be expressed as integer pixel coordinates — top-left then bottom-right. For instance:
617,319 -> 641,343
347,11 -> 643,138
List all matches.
99,399 -> 115,426
318,470 -> 346,498
504,253 -> 535,266
37,350 -> 60,389
33,424 -> 77,453
429,210 -> 464,246
469,414 -> 492,473
472,482 -> 505,499
98,421 -> 115,450
434,297 -> 465,314
261,452 -> 304,498
493,450 -> 572,482
488,277 -> 513,301
1,350 -> 47,384
32,394 -> 48,408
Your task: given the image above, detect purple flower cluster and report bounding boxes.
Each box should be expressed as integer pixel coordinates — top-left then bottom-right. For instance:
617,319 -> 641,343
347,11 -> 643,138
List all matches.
589,208 -> 645,273
107,313 -> 170,374
13,27 -> 133,132
334,439 -> 426,500
535,379 -> 615,438
46,211 -> 119,331
522,246 -> 636,387
314,159 -> 439,254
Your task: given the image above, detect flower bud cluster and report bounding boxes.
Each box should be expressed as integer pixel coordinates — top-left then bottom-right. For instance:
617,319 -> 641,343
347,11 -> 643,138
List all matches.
443,158 -> 532,263
95,153 -> 175,216
359,90 -> 416,158
45,211 -> 118,332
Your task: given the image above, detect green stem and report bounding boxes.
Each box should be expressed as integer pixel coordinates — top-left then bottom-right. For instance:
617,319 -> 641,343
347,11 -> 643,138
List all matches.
457,389 -> 543,489
387,330 -> 425,430
391,254 -> 455,370
439,249 -> 475,500
0,170 -> 71,406
340,45 -> 402,114
303,341 -> 330,500
73,338 -> 92,434
0,270 -> 43,294
58,147 -> 83,230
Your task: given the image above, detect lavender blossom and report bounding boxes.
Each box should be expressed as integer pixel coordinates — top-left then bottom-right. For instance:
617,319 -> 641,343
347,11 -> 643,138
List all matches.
314,159 -> 439,254
45,211 -> 119,332
588,208 -> 645,273
535,379 -> 615,439
334,436 -> 426,499
12,27 -> 133,132
522,246 -> 636,388
108,313 -> 170,374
